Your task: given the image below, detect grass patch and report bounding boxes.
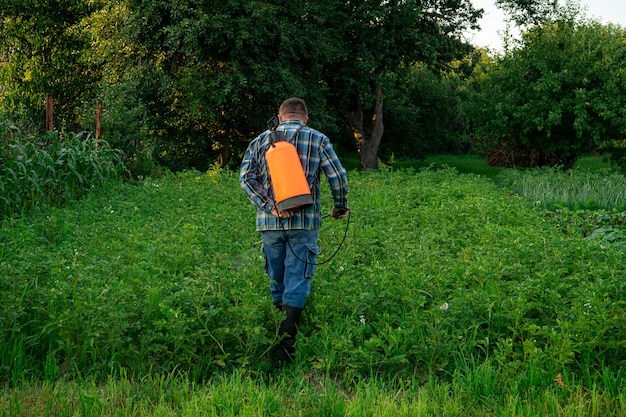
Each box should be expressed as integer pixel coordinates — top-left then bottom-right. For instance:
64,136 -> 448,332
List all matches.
416,154 -> 505,177
339,153 -> 504,177
495,167 -> 626,250
574,154 -> 616,171
495,167 -> 626,212
340,152 -> 612,179
2,367 -> 625,416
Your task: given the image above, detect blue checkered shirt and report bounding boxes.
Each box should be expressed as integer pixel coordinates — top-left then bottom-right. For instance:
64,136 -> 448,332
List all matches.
240,119 -> 349,231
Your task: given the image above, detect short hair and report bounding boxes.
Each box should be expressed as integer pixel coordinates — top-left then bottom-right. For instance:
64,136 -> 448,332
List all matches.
279,98 -> 308,117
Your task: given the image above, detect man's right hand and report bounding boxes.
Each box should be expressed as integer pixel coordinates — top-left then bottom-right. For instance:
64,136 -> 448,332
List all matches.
332,207 -> 349,219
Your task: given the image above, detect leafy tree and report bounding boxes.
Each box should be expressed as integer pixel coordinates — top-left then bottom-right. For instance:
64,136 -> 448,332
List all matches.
464,19 -> 626,168
495,0 -> 561,27
80,0 -> 484,171
0,0 -> 100,130
381,64 -> 464,160
80,0 -> 342,171
321,0 -> 482,169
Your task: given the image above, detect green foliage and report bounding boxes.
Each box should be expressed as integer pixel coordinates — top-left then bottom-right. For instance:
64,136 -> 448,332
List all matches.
0,170 -> 270,381
496,0 -> 563,27
0,0 -> 101,129
496,167 -> 626,212
464,19 -> 626,168
1,168 -> 624,388
73,0 -> 483,171
320,0 -> 481,169
603,139 -> 626,173
496,166 -> 626,250
0,128 -> 127,219
85,0 -> 331,171
309,169 -> 626,380
2,0 -> 485,172
3,368 -> 626,416
381,65 -> 462,159
77,82 -> 155,178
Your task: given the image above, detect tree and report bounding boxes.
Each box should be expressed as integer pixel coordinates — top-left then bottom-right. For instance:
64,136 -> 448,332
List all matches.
0,0 -> 100,130
381,63 -> 465,159
81,0 -> 484,171
3,0 -> 483,171
321,0 -> 482,169
82,0 -> 343,170
495,0 -> 561,27
464,19 -> 626,168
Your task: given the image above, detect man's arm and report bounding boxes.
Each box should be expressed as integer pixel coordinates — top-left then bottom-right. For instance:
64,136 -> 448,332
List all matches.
239,143 -> 275,214
319,139 -> 349,212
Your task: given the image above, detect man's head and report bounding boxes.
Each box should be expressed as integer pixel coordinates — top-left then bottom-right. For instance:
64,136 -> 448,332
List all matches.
278,98 -> 308,123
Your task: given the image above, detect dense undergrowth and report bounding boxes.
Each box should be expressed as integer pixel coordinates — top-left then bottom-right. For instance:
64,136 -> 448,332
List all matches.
1,167 -> 624,381
1,154 -> 625,414
496,167 -> 626,251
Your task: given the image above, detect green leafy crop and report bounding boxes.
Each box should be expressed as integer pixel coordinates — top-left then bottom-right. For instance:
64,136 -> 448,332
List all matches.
0,167 -> 624,386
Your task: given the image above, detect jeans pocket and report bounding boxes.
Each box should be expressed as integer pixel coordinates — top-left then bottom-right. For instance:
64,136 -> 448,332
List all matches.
304,244 -> 321,278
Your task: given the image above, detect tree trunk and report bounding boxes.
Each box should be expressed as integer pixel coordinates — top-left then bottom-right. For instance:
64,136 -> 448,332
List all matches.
360,83 -> 384,170
337,83 -> 385,170
219,134 -> 231,167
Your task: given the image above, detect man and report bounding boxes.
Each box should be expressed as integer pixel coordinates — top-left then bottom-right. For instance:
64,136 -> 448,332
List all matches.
240,97 -> 349,363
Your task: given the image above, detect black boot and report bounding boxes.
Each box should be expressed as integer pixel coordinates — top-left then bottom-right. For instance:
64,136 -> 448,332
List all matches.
273,305 -> 303,364
273,301 -> 284,312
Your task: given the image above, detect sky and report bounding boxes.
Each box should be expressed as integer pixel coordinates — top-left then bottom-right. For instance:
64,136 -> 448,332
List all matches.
466,0 -> 626,52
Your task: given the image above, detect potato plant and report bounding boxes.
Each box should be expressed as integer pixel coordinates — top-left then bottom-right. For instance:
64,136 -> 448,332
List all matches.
1,167 -> 624,389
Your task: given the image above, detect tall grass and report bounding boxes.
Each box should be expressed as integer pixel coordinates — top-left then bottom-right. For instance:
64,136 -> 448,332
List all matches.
2,363 -> 625,415
495,167 -> 626,250
0,125 -> 127,220
495,167 -> 626,211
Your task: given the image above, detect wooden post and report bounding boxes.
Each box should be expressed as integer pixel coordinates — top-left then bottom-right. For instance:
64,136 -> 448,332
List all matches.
46,93 -> 53,132
96,99 -> 103,139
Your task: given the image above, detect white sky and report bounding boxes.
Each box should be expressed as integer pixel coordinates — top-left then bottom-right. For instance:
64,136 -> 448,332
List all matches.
466,0 -> 626,52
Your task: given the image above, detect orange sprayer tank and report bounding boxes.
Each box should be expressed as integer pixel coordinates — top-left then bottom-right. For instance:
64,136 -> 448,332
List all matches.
266,141 -> 314,212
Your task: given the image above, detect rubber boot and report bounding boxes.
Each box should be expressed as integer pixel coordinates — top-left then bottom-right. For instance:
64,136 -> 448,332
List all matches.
273,301 -> 284,312
273,305 -> 303,364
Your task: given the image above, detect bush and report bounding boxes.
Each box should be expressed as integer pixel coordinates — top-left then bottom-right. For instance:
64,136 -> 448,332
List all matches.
78,81 -> 156,178
602,139 -> 626,174
382,65 -> 462,159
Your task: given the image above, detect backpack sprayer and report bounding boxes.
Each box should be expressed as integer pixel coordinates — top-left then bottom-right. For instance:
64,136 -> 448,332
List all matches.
265,116 -> 314,212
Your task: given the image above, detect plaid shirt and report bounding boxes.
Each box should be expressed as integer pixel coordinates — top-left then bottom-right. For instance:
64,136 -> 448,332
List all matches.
240,119 -> 348,231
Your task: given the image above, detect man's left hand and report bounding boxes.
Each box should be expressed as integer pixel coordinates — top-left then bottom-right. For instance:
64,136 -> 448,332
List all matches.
272,208 -> 295,218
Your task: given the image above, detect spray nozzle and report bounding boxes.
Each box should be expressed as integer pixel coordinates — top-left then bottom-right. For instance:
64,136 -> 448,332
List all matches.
333,208 -> 348,219
267,115 -> 279,131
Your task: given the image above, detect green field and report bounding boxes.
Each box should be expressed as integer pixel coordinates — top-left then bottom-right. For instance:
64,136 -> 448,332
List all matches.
1,164 -> 625,416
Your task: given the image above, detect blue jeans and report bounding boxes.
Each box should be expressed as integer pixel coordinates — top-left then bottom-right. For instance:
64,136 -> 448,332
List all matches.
262,229 -> 320,309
